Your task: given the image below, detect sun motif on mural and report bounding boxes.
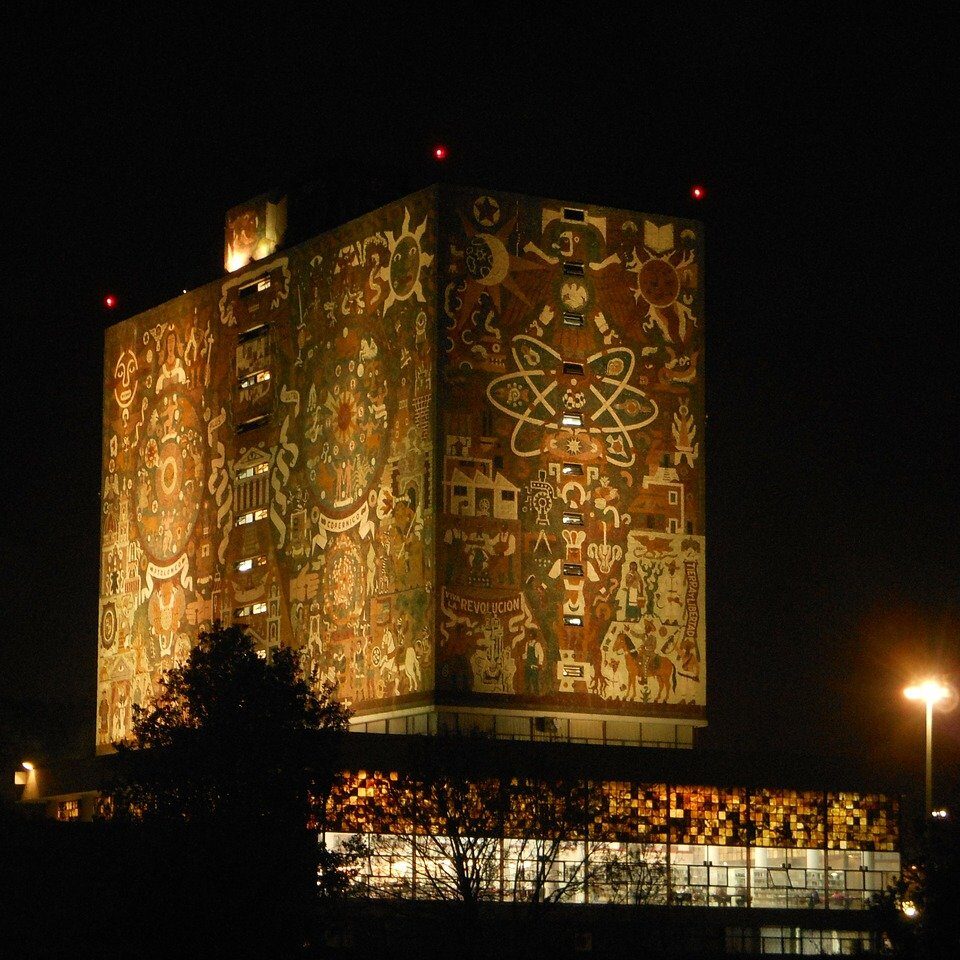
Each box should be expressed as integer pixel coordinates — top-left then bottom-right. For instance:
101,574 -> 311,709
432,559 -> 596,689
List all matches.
487,335 -> 658,468
380,208 -> 434,311
626,221 -> 699,349
134,391 -> 206,564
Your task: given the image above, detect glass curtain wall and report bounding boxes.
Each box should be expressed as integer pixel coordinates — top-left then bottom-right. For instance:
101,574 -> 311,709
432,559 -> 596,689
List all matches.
326,833 -> 899,909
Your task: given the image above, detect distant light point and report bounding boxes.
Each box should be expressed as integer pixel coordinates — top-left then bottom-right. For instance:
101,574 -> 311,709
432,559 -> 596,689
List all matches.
433,145 -> 448,161
691,185 -> 705,201
104,294 -> 117,309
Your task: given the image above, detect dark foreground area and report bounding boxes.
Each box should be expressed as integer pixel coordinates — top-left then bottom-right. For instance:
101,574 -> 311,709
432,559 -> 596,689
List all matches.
4,816 -> 891,960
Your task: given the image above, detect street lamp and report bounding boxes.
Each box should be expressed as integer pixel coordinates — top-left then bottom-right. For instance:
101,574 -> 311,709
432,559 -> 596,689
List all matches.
903,680 -> 950,819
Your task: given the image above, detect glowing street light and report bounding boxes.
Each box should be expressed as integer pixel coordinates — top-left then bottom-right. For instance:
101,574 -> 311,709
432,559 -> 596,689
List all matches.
904,679 -> 950,819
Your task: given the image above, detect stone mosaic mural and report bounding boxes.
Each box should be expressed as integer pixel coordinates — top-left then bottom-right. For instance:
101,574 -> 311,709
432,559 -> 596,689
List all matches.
99,191 -> 437,749
98,186 -> 705,749
436,189 -> 705,721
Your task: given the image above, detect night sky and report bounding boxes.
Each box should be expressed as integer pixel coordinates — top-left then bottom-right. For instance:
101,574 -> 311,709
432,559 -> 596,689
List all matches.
3,9 -> 957,803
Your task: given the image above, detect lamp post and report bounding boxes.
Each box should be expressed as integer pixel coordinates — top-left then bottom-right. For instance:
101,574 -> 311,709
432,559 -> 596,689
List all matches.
903,680 -> 950,819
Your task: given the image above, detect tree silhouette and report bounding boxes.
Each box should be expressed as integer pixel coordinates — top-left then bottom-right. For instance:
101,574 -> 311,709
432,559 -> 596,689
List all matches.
102,623 -> 351,957
108,622 -> 349,825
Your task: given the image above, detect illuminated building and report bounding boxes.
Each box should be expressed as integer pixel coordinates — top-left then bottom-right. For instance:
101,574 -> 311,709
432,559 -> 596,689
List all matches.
18,185 -> 900,956
97,186 -> 706,752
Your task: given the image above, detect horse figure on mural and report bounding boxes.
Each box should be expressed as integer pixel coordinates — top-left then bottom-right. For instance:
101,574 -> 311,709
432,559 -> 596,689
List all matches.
608,628 -> 676,703
661,629 -> 700,683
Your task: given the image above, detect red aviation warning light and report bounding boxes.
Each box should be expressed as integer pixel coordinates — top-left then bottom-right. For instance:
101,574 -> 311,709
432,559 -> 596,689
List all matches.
690,185 -> 705,201
104,294 -> 117,309
433,145 -> 448,161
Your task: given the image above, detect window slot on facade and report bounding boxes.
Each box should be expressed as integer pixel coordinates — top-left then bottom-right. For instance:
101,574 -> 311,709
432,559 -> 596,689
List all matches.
563,615 -> 583,627
238,369 -> 271,390
237,414 -> 270,434
562,663 -> 585,677
562,207 -> 586,222
563,563 -> 584,577
562,362 -> 585,376
562,311 -> 584,327
238,323 -> 269,343
234,601 -> 268,617
237,462 -> 270,481
562,512 -> 583,526
238,276 -> 271,299
561,462 -> 584,476
562,261 -> 584,276
235,555 -> 266,573
237,508 -> 268,527
561,412 -> 583,428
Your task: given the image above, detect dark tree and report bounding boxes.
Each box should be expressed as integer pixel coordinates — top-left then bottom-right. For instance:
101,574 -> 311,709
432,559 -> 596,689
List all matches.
872,815 -> 960,959
109,623 -> 349,825
102,624 -> 351,958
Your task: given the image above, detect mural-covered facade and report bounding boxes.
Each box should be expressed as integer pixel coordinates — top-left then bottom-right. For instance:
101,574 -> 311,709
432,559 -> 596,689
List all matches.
98,186 -> 705,750
435,190 -> 705,723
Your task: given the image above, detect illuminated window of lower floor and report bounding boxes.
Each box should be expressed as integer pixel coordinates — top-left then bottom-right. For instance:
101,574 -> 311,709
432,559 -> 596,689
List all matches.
726,926 -> 875,955
322,834 -> 898,912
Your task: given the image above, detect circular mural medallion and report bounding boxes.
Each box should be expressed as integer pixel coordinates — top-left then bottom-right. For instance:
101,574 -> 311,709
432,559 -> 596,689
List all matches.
100,602 -> 117,651
301,350 -> 392,520
135,390 -> 206,565
638,258 -> 679,307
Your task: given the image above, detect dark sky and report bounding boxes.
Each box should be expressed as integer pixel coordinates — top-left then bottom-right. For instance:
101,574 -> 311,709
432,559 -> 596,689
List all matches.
3,7 -> 957,800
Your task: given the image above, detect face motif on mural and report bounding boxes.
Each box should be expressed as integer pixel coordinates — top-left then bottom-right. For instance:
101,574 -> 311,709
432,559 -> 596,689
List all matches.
637,258 -> 680,307
390,236 -> 421,299
113,349 -> 139,409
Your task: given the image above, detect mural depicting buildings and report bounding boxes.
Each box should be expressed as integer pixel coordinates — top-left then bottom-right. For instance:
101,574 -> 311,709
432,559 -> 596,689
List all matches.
98,186 -> 705,750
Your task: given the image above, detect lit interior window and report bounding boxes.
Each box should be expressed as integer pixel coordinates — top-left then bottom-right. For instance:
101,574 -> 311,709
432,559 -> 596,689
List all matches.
562,312 -> 584,327
239,369 -> 271,390
237,462 -> 270,481
237,508 -> 268,526
562,462 -> 584,476
563,563 -> 584,577
233,600 -> 268,618
235,555 -> 266,573
562,512 -> 583,526
238,276 -> 271,298
563,615 -> 583,627
561,413 -> 583,428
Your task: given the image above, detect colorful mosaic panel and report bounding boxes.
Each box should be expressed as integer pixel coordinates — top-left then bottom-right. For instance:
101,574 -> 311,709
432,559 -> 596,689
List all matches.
592,780 -> 668,843
99,191 -> 438,750
669,786 -> 749,846
749,788 -> 825,849
827,792 -> 899,852
325,772 -> 898,852
436,189 -> 706,722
